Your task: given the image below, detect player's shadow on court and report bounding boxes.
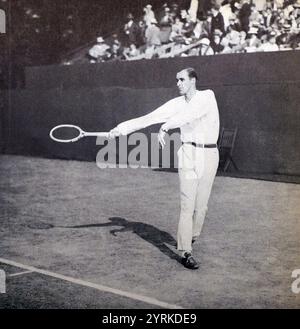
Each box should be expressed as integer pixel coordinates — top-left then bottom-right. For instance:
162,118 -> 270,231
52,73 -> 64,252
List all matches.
64,217 -> 182,263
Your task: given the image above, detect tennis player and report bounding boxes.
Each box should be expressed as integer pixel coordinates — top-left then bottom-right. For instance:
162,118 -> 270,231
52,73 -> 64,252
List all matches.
109,67 -> 220,269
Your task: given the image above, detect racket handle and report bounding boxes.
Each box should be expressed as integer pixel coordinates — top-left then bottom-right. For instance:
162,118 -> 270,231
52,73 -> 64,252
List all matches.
83,132 -> 110,138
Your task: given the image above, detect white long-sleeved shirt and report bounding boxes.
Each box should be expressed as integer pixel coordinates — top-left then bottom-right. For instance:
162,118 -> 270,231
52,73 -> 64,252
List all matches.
117,89 -> 220,144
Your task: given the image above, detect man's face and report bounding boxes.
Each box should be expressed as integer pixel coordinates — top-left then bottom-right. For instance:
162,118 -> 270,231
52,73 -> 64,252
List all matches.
176,70 -> 195,95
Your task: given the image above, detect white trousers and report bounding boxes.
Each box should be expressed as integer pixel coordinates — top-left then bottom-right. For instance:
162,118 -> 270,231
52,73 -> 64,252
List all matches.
177,144 -> 219,252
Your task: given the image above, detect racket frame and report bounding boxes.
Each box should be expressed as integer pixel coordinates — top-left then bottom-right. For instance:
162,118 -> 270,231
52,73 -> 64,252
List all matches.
49,124 -> 109,143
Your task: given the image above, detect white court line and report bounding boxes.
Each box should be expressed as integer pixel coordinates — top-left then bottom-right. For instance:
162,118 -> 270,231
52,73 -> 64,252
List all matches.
8,270 -> 33,277
0,258 -> 183,309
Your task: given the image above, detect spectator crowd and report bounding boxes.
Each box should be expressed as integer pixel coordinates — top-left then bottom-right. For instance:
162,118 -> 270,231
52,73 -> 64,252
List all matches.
86,0 -> 300,63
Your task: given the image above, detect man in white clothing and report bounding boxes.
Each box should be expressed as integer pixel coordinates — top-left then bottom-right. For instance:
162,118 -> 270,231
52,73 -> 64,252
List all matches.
109,68 -> 220,269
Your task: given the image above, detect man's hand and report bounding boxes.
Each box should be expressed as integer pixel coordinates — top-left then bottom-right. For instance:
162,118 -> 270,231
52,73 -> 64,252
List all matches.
108,127 -> 121,139
158,127 -> 167,149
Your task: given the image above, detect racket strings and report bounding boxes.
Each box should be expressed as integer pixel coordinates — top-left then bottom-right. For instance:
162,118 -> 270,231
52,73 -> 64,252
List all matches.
50,125 -> 82,142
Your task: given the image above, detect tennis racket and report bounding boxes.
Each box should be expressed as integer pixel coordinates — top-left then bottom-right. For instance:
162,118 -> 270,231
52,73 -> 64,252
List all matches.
49,124 -> 109,143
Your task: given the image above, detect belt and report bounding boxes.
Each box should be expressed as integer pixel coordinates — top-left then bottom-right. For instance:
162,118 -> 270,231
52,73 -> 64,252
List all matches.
182,142 -> 217,148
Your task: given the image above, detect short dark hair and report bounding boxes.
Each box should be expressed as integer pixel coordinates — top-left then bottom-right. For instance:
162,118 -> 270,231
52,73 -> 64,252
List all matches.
185,67 -> 198,81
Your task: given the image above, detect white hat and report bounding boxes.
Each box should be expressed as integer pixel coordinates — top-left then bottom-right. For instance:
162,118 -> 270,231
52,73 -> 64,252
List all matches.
97,36 -> 105,43
248,27 -> 258,34
146,4 -> 152,8
199,37 -> 210,46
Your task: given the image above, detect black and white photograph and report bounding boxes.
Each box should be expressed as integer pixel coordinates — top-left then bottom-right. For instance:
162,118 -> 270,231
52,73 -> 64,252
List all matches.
0,0 -> 300,316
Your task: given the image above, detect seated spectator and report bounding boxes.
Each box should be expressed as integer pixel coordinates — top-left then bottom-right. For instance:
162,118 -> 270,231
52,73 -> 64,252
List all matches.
211,29 -> 225,53
258,31 -> 280,51
198,36 -> 214,55
145,18 -> 161,46
109,40 -> 123,60
226,24 -> 241,47
170,16 -> 184,41
244,27 -> 261,52
220,36 -> 235,53
182,14 -> 196,38
232,30 -> 248,52
123,43 -> 141,60
88,37 -> 110,63
276,23 -> 292,48
160,38 -> 185,58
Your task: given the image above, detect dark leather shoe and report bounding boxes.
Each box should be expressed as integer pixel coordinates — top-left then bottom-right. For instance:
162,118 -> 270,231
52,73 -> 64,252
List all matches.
182,252 -> 199,270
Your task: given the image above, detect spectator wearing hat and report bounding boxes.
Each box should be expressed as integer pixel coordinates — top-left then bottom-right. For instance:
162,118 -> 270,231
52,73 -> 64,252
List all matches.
124,13 -> 139,47
244,27 -> 261,52
143,4 -> 156,27
276,23 -> 292,48
198,36 -> 215,55
88,36 -> 110,63
258,31 -> 279,51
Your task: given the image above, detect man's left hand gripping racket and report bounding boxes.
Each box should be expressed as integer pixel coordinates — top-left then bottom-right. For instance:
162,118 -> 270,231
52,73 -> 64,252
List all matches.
49,124 -> 109,143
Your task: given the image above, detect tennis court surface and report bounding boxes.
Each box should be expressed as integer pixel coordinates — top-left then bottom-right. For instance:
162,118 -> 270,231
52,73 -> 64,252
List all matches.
0,155 -> 299,308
